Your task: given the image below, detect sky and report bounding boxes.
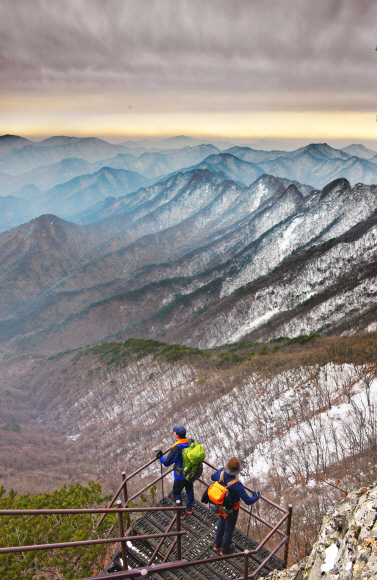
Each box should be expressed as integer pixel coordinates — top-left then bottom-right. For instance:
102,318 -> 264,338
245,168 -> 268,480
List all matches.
1,0 -> 377,144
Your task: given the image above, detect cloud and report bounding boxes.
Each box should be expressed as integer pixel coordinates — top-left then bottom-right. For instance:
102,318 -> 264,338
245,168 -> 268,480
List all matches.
1,0 -> 377,101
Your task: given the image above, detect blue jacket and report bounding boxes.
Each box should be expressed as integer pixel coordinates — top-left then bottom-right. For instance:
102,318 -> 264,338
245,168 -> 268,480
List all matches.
160,440 -> 189,480
211,468 -> 259,507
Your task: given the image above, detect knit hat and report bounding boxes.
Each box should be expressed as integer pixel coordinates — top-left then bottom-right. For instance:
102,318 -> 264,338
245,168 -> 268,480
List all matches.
226,457 -> 241,474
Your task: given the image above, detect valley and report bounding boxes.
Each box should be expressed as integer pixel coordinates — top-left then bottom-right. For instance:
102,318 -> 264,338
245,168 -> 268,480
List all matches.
1,133 -> 377,567
1,333 -> 377,564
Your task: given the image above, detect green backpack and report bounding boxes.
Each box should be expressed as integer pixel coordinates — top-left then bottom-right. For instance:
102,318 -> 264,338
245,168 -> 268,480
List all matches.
181,440 -> 206,482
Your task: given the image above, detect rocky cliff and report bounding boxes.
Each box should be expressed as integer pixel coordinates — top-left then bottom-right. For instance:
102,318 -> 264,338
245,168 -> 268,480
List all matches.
268,482 -> 377,579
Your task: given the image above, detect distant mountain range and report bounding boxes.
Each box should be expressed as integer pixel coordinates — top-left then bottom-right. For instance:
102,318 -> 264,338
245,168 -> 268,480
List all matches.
227,143 -> 377,189
1,134 -> 377,356
0,172 -> 377,356
120,135 -> 234,150
1,136 -> 377,232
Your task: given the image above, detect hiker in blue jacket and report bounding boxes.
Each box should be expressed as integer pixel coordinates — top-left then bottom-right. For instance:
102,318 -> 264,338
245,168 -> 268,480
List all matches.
156,425 -> 194,519
210,457 -> 261,555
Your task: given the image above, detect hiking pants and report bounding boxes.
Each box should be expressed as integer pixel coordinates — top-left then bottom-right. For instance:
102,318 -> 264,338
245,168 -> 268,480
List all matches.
173,479 -> 194,510
214,509 -> 239,552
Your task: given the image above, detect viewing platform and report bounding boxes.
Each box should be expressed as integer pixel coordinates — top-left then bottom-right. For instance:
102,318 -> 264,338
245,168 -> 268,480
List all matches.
0,453 -> 292,580
105,492 -> 285,579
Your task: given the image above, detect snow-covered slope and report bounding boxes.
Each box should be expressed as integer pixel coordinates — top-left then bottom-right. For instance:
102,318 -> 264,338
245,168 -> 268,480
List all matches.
1,162 -> 377,354
13,340 -> 376,501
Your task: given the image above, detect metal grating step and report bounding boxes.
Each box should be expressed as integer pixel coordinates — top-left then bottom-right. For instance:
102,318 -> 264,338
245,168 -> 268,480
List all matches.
106,492 -> 285,579
159,565 -> 209,580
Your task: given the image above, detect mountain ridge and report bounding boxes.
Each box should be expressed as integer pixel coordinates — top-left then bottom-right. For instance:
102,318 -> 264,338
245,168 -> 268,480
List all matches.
1,177 -> 377,355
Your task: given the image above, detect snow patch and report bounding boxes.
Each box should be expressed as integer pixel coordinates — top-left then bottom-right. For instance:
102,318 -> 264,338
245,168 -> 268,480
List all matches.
280,216 -> 303,252
321,543 -> 339,572
226,309 -> 280,343
68,433 -> 81,441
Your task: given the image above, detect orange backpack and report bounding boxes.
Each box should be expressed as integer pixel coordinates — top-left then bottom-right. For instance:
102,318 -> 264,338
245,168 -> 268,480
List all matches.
208,470 -> 239,517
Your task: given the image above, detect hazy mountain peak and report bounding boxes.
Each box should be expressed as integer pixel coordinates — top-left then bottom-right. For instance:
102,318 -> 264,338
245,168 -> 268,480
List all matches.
298,142 -> 350,159
24,213 -> 72,233
0,213 -> 75,252
252,173 -> 282,187
34,136 -> 82,147
120,135 -> 234,151
341,143 -> 377,160
0,134 -> 29,141
0,134 -> 33,157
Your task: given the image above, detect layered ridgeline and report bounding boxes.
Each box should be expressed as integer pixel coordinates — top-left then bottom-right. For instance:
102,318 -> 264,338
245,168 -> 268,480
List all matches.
1,334 -> 377,564
1,134 -> 377,356
1,135 -> 377,232
0,173 -> 377,355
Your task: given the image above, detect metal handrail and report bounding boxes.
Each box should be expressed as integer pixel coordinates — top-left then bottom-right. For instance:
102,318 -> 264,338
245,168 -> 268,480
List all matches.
0,506 -> 185,516
147,513 -> 177,565
125,466 -> 174,505
78,550 -> 248,580
100,452 -> 289,519
123,447 -> 171,482
248,513 -> 289,554
97,447 -> 173,527
161,537 -> 177,563
0,451 -> 293,579
95,452 -> 293,572
98,454 -> 289,525
0,531 -> 186,555
250,537 -> 288,579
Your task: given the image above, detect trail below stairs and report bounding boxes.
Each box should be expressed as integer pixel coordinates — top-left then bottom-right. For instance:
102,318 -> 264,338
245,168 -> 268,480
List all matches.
105,493 -> 284,579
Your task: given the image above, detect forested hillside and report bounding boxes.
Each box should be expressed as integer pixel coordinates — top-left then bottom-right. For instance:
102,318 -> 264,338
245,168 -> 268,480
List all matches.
1,333 -> 377,564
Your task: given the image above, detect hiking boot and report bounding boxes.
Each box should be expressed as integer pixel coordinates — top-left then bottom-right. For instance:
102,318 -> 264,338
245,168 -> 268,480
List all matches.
213,544 -> 221,552
220,543 -> 235,555
180,511 -> 187,519
186,509 -> 193,515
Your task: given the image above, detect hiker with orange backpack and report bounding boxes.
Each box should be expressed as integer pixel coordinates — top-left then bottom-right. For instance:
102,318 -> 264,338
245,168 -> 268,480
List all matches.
205,457 -> 261,555
156,426 -> 205,519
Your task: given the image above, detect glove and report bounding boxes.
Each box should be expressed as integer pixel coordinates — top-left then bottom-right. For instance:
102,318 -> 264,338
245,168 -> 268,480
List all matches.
155,450 -> 163,459
253,490 -> 261,499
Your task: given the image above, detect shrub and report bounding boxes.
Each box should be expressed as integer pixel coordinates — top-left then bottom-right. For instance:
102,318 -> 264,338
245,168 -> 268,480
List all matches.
0,482 -> 115,580
1,422 -> 21,433
286,333 -> 319,345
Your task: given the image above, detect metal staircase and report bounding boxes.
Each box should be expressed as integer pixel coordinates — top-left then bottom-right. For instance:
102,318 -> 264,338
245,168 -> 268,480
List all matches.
105,493 -> 285,579
0,454 -> 292,580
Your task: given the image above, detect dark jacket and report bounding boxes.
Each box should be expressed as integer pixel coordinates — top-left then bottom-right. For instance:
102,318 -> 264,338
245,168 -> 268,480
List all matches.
160,439 -> 189,480
210,468 -> 259,508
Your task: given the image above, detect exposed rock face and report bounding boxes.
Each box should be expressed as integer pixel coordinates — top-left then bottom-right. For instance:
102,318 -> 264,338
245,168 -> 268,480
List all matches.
268,482 -> 377,579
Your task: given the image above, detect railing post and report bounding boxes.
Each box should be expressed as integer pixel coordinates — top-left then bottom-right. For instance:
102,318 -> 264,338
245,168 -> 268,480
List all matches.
176,500 -> 182,560
116,499 -> 128,571
243,549 -> 250,580
141,569 -> 149,578
122,471 -> 130,529
284,504 -> 293,568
